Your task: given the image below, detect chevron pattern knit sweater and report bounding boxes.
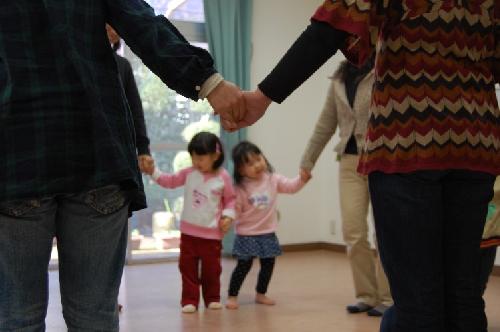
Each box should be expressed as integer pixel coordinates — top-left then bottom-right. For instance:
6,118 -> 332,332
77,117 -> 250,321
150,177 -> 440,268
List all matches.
313,0 -> 500,175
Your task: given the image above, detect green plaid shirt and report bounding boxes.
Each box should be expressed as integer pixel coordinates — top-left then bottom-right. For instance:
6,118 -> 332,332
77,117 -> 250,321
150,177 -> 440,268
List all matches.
0,0 -> 217,210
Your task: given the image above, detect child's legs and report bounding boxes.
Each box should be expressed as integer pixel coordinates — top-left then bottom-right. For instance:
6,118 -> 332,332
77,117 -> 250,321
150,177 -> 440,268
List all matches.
228,259 -> 254,297
256,257 -> 275,294
199,239 -> 222,306
179,234 -> 201,307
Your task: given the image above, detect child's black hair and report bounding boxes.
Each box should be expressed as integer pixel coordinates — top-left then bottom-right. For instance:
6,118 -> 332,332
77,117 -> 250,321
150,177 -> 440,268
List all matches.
232,141 -> 274,185
187,131 -> 224,170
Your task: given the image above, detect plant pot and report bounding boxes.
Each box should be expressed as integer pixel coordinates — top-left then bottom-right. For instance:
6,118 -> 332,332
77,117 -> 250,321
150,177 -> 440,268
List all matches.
162,236 -> 180,250
130,235 -> 143,251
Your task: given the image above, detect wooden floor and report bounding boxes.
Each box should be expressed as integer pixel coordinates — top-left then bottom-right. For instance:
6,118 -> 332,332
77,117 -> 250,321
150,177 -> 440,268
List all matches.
46,250 -> 500,332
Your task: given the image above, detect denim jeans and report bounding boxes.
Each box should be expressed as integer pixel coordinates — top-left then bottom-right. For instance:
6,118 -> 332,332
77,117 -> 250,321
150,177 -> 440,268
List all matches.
369,170 -> 494,332
0,185 -> 130,332
380,305 -> 396,332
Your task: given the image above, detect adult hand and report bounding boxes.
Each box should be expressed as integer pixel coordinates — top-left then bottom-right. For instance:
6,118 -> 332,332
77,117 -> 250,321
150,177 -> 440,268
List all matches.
300,168 -> 312,183
227,88 -> 271,131
207,80 -> 245,129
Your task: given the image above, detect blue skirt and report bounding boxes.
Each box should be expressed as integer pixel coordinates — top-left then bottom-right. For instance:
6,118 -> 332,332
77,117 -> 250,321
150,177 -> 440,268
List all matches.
232,233 -> 282,259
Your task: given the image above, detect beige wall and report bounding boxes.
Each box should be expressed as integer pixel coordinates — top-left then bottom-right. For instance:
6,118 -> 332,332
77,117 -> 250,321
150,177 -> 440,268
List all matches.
249,0 -> 349,245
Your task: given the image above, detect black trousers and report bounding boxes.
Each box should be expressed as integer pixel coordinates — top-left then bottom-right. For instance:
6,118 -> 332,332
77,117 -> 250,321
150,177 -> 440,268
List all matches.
479,246 -> 497,295
380,247 -> 498,332
369,170 -> 495,332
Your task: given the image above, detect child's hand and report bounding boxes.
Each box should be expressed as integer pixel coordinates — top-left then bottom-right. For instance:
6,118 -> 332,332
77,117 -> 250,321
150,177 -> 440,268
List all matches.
300,168 -> 312,183
219,216 -> 233,233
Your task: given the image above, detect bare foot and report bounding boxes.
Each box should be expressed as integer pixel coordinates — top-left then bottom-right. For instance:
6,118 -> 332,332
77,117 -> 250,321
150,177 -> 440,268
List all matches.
225,296 -> 239,310
255,293 -> 275,306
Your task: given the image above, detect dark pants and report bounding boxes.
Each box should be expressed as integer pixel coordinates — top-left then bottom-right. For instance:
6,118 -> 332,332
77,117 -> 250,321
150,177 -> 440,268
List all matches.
381,247 -> 498,332
228,257 -> 276,296
479,246 -> 497,295
369,170 -> 494,332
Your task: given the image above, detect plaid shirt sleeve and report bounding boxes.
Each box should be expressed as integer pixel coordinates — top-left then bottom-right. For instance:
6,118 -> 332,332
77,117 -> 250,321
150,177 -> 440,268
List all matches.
105,0 -> 217,100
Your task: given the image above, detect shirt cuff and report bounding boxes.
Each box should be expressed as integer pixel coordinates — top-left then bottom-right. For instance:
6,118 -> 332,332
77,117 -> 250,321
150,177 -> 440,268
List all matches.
198,73 -> 224,99
151,168 -> 162,181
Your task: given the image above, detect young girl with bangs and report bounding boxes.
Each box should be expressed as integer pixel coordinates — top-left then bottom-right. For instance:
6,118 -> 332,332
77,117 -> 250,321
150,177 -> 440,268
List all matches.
144,131 -> 235,313
225,141 -> 311,309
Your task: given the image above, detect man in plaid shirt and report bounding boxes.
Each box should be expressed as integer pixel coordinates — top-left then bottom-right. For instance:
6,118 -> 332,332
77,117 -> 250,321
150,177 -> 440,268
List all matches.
0,1 -> 243,330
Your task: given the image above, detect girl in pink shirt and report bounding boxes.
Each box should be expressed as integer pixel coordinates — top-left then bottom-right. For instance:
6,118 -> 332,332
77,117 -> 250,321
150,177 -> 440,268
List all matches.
144,132 -> 236,313
225,141 -> 311,309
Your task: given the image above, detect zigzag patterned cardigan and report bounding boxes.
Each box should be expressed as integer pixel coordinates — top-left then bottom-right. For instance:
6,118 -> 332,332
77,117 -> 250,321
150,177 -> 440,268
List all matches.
313,0 -> 500,175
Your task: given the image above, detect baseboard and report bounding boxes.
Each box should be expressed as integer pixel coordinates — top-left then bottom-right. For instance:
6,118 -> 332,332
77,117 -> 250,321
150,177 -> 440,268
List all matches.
281,242 -> 500,278
492,265 -> 500,277
281,242 -> 346,253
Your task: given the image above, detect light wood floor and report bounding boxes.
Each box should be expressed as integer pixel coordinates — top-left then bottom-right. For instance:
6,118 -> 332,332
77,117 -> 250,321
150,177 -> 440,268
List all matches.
46,250 -> 500,332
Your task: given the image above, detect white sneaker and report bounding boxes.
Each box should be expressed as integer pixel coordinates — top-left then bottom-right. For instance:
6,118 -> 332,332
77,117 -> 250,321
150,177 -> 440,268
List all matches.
182,304 -> 197,313
207,302 -> 223,310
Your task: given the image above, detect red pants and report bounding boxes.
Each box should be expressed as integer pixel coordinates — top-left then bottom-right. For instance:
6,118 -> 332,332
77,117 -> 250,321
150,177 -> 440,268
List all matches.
179,233 -> 222,307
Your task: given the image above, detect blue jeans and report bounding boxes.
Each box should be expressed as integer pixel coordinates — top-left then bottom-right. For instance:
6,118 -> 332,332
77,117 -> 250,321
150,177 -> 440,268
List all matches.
381,246 -> 498,332
369,170 -> 494,332
0,185 -> 130,332
380,305 -> 396,332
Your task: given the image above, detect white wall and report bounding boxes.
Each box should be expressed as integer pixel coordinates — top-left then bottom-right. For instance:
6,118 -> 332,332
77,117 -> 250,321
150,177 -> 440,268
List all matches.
249,0 -> 348,245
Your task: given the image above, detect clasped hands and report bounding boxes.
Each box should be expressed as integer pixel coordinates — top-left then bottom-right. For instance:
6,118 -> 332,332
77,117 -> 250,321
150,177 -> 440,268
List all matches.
206,81 -> 272,132
137,80 -> 271,173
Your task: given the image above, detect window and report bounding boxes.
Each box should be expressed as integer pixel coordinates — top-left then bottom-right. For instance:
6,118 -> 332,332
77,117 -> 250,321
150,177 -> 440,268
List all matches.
124,0 -> 217,262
